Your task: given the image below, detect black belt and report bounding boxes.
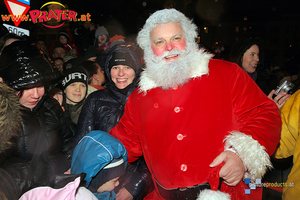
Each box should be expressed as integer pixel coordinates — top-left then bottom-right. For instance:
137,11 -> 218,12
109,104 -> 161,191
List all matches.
157,182 -> 211,200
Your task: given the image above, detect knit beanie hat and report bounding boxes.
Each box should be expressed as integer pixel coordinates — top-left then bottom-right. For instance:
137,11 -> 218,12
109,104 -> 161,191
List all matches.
58,30 -> 70,43
109,35 -> 125,48
88,158 -> 125,193
95,26 -> 109,38
108,51 -> 138,73
61,67 -> 88,90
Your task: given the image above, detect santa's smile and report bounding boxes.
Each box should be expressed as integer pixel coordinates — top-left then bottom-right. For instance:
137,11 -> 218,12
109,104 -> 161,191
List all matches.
164,54 -> 179,61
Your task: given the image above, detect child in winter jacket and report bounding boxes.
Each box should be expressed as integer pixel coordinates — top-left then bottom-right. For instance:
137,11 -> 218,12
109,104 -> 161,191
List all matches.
71,130 -> 127,200
62,67 -> 88,124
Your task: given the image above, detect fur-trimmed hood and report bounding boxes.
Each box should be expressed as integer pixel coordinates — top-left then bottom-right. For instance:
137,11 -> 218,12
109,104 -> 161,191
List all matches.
139,48 -> 213,93
0,82 -> 22,153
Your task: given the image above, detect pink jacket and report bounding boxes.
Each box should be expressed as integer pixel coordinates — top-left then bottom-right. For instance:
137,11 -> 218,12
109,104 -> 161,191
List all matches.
19,176 -> 97,200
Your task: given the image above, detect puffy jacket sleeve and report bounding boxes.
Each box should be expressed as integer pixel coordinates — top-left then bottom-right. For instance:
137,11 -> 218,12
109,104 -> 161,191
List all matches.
74,94 -> 96,144
272,90 -> 300,200
43,97 -> 76,159
116,156 -> 153,200
274,90 -> 300,159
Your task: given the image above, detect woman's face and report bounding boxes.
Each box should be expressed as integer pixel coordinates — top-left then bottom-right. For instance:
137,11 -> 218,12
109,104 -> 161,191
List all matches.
111,65 -> 135,89
64,82 -> 86,105
18,85 -> 45,109
59,35 -> 68,44
241,44 -> 260,73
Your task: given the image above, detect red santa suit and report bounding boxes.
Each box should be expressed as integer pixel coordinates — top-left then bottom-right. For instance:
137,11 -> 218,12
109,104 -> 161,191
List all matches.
110,49 -> 281,200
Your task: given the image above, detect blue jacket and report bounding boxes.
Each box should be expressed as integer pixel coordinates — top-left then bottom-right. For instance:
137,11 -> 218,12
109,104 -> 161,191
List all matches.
71,130 -> 127,199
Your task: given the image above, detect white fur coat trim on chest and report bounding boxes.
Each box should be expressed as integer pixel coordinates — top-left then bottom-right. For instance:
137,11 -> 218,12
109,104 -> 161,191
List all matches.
139,49 -> 213,93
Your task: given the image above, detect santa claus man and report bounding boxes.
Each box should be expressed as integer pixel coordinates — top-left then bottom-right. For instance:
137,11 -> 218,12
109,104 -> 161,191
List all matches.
110,8 -> 281,200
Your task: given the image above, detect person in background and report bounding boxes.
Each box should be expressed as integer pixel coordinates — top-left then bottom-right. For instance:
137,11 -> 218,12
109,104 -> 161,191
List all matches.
84,45 -> 100,62
109,8 -> 281,199
79,60 -> 106,96
54,57 -> 64,72
36,39 -> 50,57
0,40 -> 75,199
74,21 -> 96,56
72,130 -> 127,200
94,26 -> 110,51
49,28 -> 79,58
48,85 -> 64,106
62,67 -> 88,124
230,38 -> 290,109
63,57 -> 85,71
52,43 -> 67,59
76,43 -> 153,200
212,42 -> 225,60
95,35 -> 126,74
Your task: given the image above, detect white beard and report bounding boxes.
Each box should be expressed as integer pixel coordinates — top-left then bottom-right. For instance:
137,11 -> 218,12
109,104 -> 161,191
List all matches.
143,47 -> 199,90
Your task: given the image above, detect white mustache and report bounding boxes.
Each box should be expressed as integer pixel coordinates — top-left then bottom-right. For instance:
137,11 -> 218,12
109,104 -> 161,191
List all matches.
152,49 -> 185,63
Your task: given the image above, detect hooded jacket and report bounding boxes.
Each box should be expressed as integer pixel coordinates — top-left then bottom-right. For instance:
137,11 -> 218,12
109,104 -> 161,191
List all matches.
274,89 -> 300,199
71,130 -> 128,200
76,43 -> 142,137
0,40 -> 76,198
75,43 -> 153,199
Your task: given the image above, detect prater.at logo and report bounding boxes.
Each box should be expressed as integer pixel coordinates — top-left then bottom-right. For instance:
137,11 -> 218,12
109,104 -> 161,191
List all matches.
2,1 -> 91,28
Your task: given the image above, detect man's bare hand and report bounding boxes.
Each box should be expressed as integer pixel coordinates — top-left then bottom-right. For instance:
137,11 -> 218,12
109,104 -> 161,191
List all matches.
115,188 -> 133,200
209,151 -> 245,186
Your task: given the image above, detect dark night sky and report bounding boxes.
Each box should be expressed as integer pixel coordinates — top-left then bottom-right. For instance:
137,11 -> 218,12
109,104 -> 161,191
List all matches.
61,0 -> 300,34
1,0 -> 300,36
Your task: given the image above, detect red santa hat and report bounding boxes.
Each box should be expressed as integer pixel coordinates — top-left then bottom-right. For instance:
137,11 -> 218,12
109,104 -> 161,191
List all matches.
197,163 -> 244,200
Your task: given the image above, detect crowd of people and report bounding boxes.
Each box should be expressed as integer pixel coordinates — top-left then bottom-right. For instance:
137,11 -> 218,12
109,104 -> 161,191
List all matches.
0,7 -> 299,200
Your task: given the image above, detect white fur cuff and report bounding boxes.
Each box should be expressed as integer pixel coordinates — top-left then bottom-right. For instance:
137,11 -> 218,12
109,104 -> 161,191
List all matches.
224,131 -> 273,182
197,189 -> 230,200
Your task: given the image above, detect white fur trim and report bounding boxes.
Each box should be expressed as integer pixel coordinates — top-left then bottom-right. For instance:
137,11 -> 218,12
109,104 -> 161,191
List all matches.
197,189 -> 230,200
224,131 -> 273,182
138,49 -> 212,93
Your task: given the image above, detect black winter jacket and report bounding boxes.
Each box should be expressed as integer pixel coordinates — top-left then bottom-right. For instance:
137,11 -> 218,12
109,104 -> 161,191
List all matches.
0,40 -> 76,199
75,43 -> 153,199
0,96 -> 76,196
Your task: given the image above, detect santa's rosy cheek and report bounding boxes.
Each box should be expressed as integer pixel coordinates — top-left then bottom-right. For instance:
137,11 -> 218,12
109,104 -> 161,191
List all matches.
151,45 -> 165,56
